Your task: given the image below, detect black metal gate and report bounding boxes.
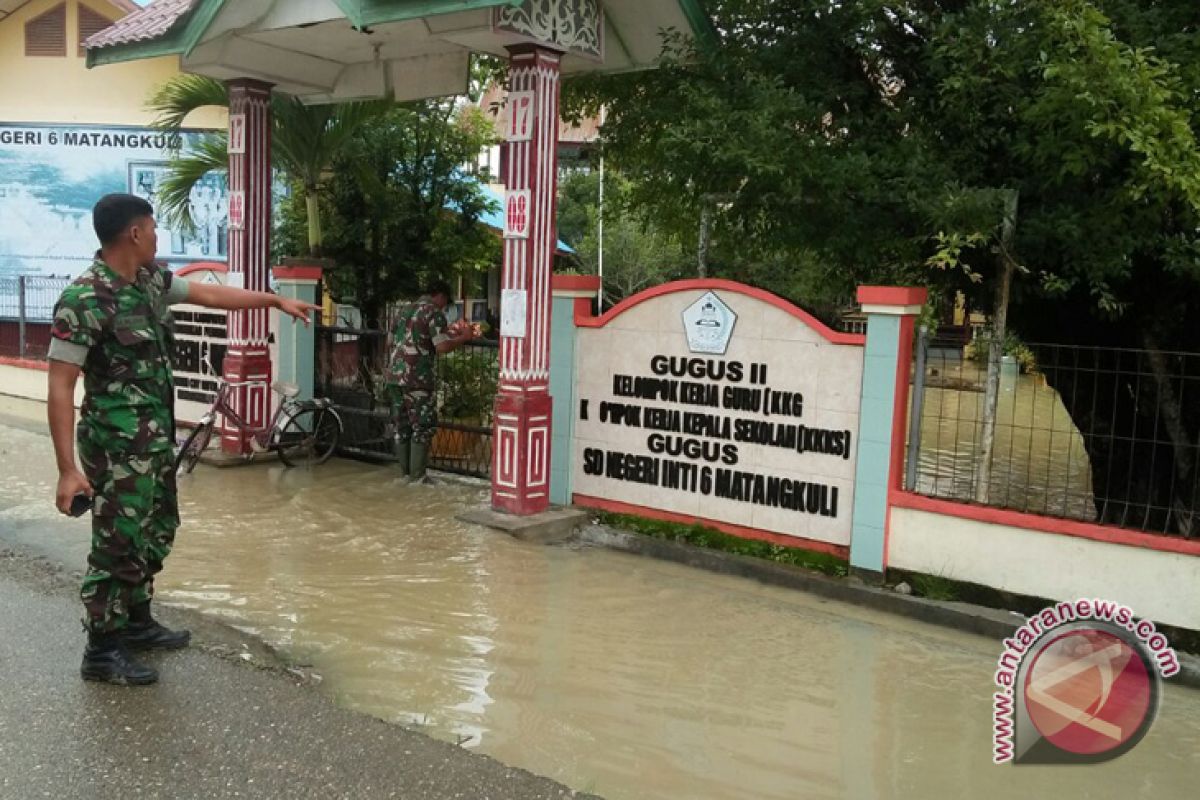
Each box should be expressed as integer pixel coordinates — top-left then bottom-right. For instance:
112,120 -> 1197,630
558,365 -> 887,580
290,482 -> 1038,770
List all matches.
314,326 -> 497,478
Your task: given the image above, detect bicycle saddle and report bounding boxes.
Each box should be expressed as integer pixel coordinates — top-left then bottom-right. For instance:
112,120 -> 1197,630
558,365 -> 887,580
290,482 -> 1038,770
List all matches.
272,380 -> 301,399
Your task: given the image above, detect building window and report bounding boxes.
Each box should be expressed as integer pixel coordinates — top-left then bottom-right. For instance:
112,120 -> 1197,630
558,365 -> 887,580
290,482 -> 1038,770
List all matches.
25,3 -> 67,57
78,5 -> 115,56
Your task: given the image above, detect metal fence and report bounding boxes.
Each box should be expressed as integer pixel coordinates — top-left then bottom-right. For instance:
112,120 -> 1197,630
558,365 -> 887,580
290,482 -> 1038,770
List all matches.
0,275 -> 72,359
908,330 -> 1200,538
314,325 -> 498,478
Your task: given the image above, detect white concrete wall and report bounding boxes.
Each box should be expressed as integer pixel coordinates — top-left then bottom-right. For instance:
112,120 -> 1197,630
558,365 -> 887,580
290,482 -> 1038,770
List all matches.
0,362 -> 82,406
889,505 -> 1200,631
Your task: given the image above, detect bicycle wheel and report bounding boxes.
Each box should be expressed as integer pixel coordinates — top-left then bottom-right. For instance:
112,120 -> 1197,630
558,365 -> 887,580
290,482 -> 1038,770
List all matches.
175,421 -> 215,475
276,407 -> 340,468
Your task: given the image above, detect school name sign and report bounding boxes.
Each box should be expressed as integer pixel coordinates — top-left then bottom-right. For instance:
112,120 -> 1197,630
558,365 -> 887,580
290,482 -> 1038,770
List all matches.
572,283 -> 866,547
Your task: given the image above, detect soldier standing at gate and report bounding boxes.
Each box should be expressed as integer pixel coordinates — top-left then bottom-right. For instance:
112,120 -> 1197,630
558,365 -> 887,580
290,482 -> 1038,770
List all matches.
47,194 -> 318,686
387,280 -> 477,483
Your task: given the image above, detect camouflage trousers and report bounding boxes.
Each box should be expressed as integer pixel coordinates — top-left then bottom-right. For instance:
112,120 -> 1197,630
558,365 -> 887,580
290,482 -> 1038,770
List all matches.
78,438 -> 179,633
391,387 -> 438,445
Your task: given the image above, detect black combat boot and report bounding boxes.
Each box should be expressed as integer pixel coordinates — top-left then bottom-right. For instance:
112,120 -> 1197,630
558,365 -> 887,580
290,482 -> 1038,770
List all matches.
122,603 -> 191,651
81,630 -> 158,686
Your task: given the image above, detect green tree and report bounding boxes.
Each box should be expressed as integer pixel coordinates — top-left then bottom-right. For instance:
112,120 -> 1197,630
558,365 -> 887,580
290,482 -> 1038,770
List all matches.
557,170 -> 602,250
557,171 -> 691,305
275,103 -> 501,329
566,0 -> 1200,533
148,75 -> 388,255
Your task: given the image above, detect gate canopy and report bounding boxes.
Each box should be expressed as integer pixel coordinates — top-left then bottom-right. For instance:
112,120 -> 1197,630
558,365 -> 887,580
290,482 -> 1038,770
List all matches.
86,0 -> 714,102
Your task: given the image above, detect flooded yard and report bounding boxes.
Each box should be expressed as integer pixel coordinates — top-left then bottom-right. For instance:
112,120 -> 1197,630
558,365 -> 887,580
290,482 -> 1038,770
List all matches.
913,362 -> 1097,520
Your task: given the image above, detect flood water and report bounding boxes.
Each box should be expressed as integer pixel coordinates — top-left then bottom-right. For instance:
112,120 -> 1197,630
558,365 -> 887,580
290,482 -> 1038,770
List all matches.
913,361 -> 1096,519
1,405 -> 1198,799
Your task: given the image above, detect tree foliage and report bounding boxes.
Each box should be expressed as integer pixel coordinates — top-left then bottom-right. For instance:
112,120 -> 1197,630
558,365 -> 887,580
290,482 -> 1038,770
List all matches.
565,0 -> 1200,532
557,171 -> 691,305
149,75 -> 389,254
276,103 -> 500,328
565,0 -> 1200,327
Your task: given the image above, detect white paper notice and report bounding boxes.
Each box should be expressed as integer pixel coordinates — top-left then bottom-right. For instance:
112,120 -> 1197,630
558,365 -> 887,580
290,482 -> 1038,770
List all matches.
501,289 -> 527,338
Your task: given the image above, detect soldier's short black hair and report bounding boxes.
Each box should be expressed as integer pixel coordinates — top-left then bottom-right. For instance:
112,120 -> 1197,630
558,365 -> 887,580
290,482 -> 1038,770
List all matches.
93,193 -> 154,245
426,279 -> 453,300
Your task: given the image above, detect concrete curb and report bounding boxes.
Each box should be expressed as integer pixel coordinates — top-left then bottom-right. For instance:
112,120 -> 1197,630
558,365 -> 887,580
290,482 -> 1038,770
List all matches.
460,505 -> 588,544
579,524 -> 1200,691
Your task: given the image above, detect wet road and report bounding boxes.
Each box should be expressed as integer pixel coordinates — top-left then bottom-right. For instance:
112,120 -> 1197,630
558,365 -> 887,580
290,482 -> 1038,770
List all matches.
2,398 -> 1199,799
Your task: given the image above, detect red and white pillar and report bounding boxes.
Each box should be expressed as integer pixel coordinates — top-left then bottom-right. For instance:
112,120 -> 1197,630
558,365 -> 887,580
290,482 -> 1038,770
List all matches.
492,45 -> 561,515
221,78 -> 273,454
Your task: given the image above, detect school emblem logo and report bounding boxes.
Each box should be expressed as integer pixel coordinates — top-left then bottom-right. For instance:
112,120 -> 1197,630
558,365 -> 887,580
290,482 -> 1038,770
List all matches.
682,292 -> 736,355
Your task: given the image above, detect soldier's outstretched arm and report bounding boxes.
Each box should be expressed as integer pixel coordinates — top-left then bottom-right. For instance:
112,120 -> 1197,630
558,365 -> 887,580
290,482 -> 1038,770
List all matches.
185,282 -> 319,325
47,361 -> 92,515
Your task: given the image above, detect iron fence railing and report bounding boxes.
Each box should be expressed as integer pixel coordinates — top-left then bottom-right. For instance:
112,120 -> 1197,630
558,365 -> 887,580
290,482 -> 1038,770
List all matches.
908,329 -> 1200,538
0,275 -> 72,359
314,325 -> 498,478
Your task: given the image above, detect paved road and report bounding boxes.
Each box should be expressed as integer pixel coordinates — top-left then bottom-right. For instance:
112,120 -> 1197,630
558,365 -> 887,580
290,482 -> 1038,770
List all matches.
0,397 -> 596,800
0,549 -> 595,800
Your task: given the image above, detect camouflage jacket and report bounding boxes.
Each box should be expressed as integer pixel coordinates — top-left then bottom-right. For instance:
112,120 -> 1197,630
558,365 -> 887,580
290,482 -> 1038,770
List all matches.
49,258 -> 190,455
388,296 -> 450,391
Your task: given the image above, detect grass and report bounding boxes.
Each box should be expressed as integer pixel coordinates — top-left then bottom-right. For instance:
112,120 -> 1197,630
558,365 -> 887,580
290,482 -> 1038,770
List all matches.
906,572 -> 961,602
595,512 -> 849,578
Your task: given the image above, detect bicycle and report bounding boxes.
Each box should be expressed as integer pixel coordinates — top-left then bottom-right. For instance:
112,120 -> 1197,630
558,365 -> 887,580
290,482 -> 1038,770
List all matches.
174,359 -> 343,474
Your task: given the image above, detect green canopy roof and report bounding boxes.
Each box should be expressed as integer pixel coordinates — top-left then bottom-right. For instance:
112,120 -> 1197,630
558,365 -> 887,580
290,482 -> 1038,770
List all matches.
87,0 -> 714,103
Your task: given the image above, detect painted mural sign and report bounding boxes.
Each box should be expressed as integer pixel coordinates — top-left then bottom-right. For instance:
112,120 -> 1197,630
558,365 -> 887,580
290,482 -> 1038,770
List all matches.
572,284 -> 866,547
0,124 -> 228,281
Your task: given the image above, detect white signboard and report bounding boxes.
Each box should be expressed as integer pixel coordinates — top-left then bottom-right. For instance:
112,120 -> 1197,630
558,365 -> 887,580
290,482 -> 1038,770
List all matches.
504,190 -> 530,239
506,91 -> 535,142
501,288 -> 528,338
228,114 -> 246,154
227,190 -> 245,231
572,287 -> 865,547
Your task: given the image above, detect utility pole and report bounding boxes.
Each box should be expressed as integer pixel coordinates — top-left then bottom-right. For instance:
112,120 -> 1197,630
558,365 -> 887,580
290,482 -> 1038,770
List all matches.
597,106 -> 606,310
697,193 -> 734,278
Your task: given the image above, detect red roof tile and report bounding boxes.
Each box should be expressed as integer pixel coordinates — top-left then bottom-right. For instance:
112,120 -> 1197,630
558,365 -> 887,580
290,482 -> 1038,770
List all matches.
85,0 -> 197,50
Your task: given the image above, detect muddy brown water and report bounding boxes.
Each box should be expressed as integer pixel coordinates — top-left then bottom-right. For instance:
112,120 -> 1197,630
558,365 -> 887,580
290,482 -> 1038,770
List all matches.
1,403 -> 1198,799
914,366 -> 1096,520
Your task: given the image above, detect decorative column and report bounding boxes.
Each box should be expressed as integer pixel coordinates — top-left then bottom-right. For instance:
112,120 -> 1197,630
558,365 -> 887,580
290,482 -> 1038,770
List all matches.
492,45 -> 562,515
548,275 -> 600,505
272,262 -> 322,401
221,79 -> 273,453
848,286 -> 927,580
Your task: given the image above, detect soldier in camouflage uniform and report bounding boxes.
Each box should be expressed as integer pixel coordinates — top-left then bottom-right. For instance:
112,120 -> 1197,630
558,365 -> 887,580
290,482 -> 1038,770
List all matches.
387,280 -> 476,483
48,194 -> 316,686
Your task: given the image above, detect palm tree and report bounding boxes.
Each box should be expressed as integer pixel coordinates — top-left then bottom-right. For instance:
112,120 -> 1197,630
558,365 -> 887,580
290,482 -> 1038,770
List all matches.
149,75 -> 389,256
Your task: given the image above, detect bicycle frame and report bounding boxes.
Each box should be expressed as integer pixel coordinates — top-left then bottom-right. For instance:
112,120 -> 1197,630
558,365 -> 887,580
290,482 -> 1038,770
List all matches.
195,379 -> 294,453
